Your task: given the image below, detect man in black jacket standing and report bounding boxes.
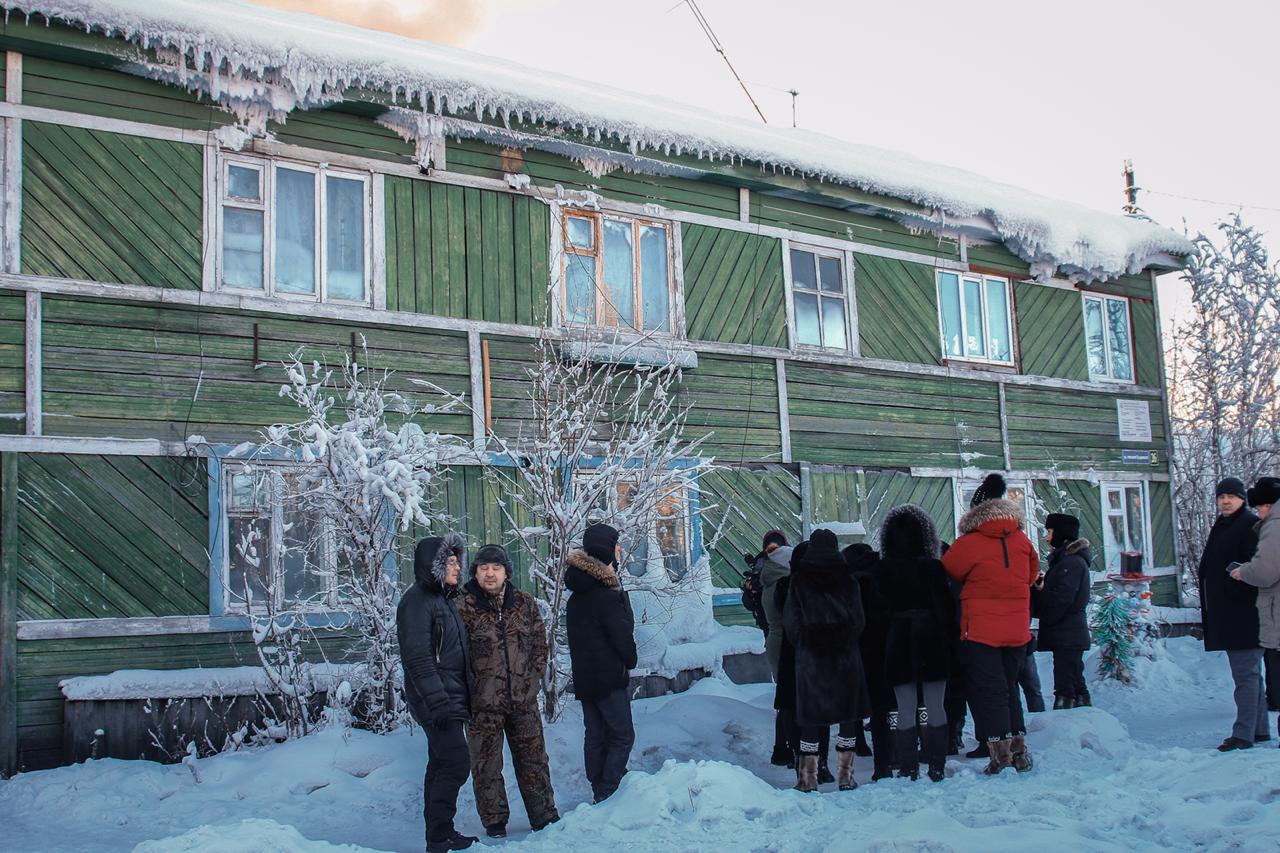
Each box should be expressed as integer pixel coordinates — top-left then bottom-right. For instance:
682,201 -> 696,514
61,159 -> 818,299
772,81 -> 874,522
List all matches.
398,533 -> 479,853
566,523 -> 638,803
1197,478 -> 1269,751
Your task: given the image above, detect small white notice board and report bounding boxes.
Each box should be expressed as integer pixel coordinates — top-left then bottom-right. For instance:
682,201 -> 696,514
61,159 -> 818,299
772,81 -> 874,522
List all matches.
1116,399 -> 1152,443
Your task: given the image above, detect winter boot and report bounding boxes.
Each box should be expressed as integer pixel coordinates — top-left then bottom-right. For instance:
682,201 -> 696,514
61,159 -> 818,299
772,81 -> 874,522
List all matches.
817,757 -> 835,785
484,825 -> 507,839
947,720 -> 963,756
925,725 -> 949,782
853,720 -> 873,757
836,749 -> 857,791
796,755 -> 819,792
771,715 -> 792,766
1075,690 -> 1092,707
982,738 -> 1014,775
965,741 -> 990,759
894,727 -> 920,780
1052,694 -> 1071,710
869,717 -> 895,782
1010,734 -> 1034,773
426,832 -> 478,853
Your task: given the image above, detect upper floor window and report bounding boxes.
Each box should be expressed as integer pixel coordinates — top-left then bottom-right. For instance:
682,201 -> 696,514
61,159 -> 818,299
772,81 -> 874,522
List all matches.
561,211 -> 675,334
790,246 -> 850,350
1083,294 -> 1134,382
937,271 -> 1013,365
219,156 -> 371,304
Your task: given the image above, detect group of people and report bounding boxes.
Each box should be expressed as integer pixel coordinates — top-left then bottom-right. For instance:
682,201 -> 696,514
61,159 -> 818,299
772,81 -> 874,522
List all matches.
1197,476 -> 1280,751
396,523 -> 637,853
749,473 -> 1094,790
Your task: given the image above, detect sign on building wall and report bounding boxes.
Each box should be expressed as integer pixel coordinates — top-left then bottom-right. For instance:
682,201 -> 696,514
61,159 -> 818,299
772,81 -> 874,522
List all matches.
1116,399 -> 1152,443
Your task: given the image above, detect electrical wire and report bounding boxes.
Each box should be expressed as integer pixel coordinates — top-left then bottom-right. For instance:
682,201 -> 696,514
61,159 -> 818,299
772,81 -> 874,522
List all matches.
1143,188 -> 1280,215
677,0 -> 769,125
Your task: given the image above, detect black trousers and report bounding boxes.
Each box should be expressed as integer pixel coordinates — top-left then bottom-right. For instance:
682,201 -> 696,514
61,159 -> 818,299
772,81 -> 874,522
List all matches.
581,687 -> 635,801
1051,649 -> 1087,699
1017,636 -> 1045,712
424,718 -> 471,844
961,641 -> 1027,741
1265,648 -> 1280,713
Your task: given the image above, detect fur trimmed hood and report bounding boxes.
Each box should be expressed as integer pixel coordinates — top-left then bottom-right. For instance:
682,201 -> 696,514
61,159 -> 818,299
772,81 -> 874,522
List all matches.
878,504 -> 941,561
565,549 -> 621,591
958,498 -> 1025,535
414,532 -> 466,592
1062,538 -> 1091,556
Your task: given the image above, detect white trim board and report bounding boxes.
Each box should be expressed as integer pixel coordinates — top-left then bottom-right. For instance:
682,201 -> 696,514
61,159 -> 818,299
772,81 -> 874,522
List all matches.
911,466 -> 1170,483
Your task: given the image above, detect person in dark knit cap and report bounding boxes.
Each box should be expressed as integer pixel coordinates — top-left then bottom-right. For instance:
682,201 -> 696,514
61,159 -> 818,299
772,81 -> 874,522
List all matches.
1034,514 -> 1093,709
565,523 -> 638,801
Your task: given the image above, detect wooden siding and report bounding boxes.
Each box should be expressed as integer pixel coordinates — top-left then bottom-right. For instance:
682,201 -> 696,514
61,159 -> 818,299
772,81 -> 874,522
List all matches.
787,364 -> 1003,469
1131,299 -> 1162,388
431,464 -> 539,592
853,252 -> 940,365
698,466 -> 802,589
20,54 -> 234,130
0,292 -> 23,434
22,122 -> 203,289
14,454 -> 209,621
1014,282 -> 1089,381
384,177 -> 551,326
1083,274 -> 1154,302
40,296 -> 473,442
751,194 -> 962,261
681,224 -> 786,348
1005,386 -> 1167,471
1148,480 -> 1176,568
966,242 -> 1031,278
808,466 -> 954,545
1034,478 -> 1104,572
268,106 -> 414,164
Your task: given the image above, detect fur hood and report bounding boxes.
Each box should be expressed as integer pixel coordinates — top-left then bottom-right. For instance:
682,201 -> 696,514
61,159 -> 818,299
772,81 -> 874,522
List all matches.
1062,538 -> 1091,556
414,532 -> 466,592
878,504 -> 941,561
958,498 -> 1025,535
564,549 -> 621,591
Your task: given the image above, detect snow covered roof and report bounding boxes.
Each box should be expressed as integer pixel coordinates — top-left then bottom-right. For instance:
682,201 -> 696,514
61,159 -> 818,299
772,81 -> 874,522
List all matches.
4,0 -> 1193,281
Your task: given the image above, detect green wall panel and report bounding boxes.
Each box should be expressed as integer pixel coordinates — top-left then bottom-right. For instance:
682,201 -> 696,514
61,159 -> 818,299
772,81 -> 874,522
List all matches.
681,224 -> 786,348
787,364 -> 1003,469
807,466 -> 954,547
751,194 -> 961,260
385,177 -> 550,326
1148,480 -> 1176,568
0,291 -> 23,434
267,106 -> 414,164
1015,282 -> 1089,381
1085,274 -> 1154,301
966,242 -> 1031,278
698,466 -> 802,589
22,122 -> 203,289
1033,478 -> 1103,572
1005,386 -> 1166,471
1131,299 -> 1162,388
681,355 -> 781,463
853,253 -> 940,365
14,454 -> 209,621
40,296 -> 472,442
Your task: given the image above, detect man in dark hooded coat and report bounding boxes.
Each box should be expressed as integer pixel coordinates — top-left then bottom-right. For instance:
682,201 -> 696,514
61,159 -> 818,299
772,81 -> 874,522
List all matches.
397,533 -> 479,853
1034,513 -> 1093,709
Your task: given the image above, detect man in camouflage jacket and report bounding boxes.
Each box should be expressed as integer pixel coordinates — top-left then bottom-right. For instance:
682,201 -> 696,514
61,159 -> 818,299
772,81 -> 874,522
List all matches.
457,544 -> 559,837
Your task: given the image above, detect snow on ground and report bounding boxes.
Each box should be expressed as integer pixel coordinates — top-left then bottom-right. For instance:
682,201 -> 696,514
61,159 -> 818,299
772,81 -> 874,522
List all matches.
2,637 -> 1277,852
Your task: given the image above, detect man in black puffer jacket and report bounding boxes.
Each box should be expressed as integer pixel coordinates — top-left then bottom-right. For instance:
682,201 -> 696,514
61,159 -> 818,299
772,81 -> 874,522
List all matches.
1035,514 -> 1093,710
398,533 -> 478,853
566,523 -> 638,803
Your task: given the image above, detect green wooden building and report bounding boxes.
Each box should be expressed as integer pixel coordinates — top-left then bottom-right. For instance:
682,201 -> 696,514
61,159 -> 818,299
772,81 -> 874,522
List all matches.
0,2 -> 1193,772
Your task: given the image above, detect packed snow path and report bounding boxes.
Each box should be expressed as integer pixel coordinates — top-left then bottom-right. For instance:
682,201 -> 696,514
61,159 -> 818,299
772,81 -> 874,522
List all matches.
1,638 -> 1276,851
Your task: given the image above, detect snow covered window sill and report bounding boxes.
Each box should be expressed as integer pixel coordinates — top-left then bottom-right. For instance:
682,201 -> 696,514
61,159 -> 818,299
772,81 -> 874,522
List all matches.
561,339 -> 698,369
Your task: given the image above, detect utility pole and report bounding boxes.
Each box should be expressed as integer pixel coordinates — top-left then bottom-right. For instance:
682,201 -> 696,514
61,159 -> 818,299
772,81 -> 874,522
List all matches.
1122,159 -> 1141,215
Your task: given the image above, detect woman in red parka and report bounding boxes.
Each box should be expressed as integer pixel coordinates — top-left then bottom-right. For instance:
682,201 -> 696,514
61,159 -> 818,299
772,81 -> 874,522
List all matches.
942,474 -> 1039,775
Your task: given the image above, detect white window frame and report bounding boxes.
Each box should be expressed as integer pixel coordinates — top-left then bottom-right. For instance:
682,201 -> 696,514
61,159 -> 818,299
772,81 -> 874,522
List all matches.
954,478 -> 1037,541
1081,293 -> 1136,384
220,461 -> 341,615
787,243 -> 855,352
216,153 -> 373,306
936,271 -> 1015,366
1099,481 -> 1152,575
557,208 -> 681,337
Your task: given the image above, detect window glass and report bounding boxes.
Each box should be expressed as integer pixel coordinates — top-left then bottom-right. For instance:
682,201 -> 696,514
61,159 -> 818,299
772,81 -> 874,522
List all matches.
639,224 -> 669,332
281,511 -> 325,604
326,175 -> 365,301
821,297 -> 847,349
223,208 -> 265,290
818,256 -> 843,293
603,219 -> 635,327
795,292 -> 821,346
228,516 -> 270,607
939,272 -> 963,357
1124,486 -> 1145,551
963,277 -> 986,358
1106,299 -> 1133,381
1084,297 -> 1107,376
790,248 -> 817,290
227,165 -> 260,201
565,253 -> 596,324
567,216 -> 595,250
275,168 -> 316,295
985,278 -> 1011,362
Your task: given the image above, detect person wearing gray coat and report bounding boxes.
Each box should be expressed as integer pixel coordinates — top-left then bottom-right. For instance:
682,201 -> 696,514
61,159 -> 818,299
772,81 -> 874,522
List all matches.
1231,477 -> 1280,747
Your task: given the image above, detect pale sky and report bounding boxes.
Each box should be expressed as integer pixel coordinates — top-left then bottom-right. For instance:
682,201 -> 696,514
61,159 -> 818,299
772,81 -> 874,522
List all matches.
267,0 -> 1280,333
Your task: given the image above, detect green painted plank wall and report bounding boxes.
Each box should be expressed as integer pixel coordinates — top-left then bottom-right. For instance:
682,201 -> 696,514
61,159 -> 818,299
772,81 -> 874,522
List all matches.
1131,299 -> 1162,388
40,296 -> 473,442
1148,480 -> 1176,568
0,292 -> 23,434
967,242 -> 1032,278
1005,386 -> 1167,471
385,177 -> 551,326
21,55 -> 234,130
698,466 -> 802,589
267,106 -> 414,164
429,464 -> 540,593
752,194 -> 962,261
1033,478 -> 1104,572
808,467 -> 954,546
853,253 -> 940,365
680,355 -> 781,462
22,122 -> 203,289
15,454 -> 209,621
1014,282 -> 1089,381
786,364 -> 1004,469
1085,274 -> 1154,301
681,224 -> 786,348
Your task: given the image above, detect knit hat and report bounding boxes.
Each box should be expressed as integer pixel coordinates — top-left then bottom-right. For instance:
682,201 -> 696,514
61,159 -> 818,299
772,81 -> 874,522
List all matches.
806,528 -> 842,560
1045,513 -> 1080,548
763,529 -> 789,550
583,523 -> 620,566
1215,477 -> 1247,500
971,473 -> 1007,507
469,543 -> 513,579
1247,477 -> 1280,508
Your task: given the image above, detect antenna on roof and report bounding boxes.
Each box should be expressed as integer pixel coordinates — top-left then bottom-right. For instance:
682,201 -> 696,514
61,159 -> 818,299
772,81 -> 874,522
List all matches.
679,0 -> 769,124
1122,159 -> 1142,216
788,89 -> 798,128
